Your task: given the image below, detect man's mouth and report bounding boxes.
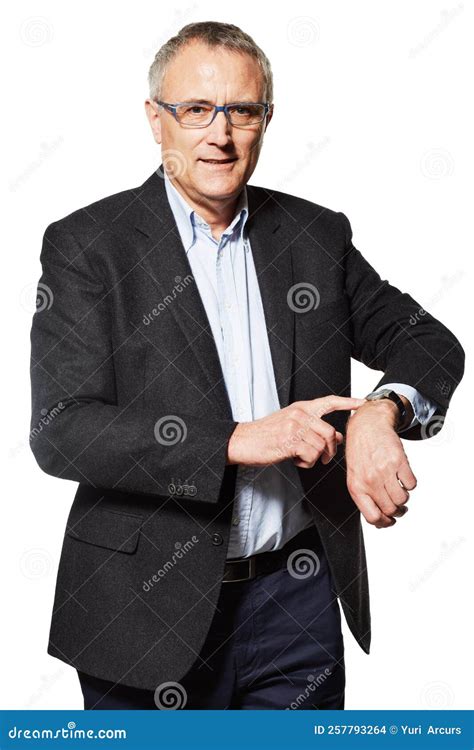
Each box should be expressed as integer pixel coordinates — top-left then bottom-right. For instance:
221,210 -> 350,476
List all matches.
199,157 -> 237,164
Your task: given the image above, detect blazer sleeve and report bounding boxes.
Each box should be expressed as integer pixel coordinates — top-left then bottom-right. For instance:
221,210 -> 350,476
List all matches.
29,221 -> 239,502
339,212 -> 465,440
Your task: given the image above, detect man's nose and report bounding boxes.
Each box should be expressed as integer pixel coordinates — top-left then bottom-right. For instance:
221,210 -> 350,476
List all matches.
205,110 -> 233,146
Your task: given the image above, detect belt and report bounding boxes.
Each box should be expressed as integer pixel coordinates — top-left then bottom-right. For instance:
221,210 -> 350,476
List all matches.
222,524 -> 322,584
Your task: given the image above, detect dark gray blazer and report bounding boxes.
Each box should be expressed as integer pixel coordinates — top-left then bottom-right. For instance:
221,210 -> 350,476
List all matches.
29,166 -> 465,691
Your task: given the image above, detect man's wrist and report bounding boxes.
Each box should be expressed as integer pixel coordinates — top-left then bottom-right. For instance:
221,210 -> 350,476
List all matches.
349,396 -> 412,430
226,422 -> 243,465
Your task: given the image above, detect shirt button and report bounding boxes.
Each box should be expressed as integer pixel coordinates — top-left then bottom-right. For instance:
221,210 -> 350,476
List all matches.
211,532 -> 223,546
232,516 -> 240,526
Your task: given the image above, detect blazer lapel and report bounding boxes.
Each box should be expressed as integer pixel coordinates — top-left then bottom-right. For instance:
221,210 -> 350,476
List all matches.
121,166 -> 296,415
245,186 -> 296,409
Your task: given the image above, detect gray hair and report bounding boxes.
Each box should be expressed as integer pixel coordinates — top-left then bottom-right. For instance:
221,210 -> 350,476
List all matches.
148,21 -> 273,104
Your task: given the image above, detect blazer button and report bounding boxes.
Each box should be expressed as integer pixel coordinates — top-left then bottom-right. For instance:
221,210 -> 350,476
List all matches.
211,532 -> 223,546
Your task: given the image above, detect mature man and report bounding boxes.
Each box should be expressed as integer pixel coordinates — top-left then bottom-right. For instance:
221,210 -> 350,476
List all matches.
30,21 -> 464,710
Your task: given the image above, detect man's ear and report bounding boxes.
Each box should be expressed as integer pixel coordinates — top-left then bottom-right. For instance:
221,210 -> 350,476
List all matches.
264,104 -> 274,132
144,99 -> 162,145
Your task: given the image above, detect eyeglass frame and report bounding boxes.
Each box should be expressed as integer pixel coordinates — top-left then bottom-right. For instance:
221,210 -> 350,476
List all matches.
154,99 -> 270,128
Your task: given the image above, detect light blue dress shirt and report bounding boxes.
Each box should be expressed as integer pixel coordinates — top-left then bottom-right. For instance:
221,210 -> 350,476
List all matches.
163,172 -> 438,559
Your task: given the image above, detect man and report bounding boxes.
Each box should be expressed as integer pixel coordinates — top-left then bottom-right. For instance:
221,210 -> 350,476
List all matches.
29,21 -> 464,710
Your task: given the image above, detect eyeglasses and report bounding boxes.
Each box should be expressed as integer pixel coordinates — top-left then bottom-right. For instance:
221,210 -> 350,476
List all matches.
154,100 -> 270,128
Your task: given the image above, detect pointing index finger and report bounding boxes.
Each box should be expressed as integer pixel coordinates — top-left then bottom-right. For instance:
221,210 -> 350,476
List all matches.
316,396 -> 366,416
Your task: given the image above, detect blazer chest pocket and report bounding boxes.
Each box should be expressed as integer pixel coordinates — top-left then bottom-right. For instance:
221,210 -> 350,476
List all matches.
66,507 -> 143,554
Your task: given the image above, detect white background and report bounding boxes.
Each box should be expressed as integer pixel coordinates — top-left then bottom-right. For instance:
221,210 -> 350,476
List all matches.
2,0 -> 472,710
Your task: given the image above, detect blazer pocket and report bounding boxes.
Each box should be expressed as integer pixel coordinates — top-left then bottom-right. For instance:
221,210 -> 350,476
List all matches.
66,507 -> 143,554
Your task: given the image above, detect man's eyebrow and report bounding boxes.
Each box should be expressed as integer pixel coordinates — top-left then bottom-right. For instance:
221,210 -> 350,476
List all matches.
179,97 -> 258,103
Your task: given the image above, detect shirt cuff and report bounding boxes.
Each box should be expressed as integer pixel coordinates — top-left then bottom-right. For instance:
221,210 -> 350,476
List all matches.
370,383 -> 439,431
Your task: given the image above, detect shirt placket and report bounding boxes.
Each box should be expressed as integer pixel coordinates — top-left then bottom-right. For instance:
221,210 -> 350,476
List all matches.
215,229 -> 255,556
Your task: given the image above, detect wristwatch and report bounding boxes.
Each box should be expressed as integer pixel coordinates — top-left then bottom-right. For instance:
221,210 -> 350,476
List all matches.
364,389 -> 408,431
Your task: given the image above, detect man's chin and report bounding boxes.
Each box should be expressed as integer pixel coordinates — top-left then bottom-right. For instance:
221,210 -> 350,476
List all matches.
193,174 -> 244,201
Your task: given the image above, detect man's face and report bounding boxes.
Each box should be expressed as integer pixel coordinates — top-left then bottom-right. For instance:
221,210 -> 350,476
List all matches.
145,41 -> 273,205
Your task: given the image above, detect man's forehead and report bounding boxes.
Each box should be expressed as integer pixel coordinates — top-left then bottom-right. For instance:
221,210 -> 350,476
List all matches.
162,43 -> 264,95
162,82 -> 264,103
163,96 -> 261,104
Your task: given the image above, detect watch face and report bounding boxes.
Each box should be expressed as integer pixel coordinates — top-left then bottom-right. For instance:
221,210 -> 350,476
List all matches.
367,389 -> 392,400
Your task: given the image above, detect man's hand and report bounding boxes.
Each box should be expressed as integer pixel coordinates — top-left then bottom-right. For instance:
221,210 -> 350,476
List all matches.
226,396 -> 365,468
345,397 -> 417,529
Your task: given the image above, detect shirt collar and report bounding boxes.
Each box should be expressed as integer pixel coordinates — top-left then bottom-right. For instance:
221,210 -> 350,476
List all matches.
163,169 -> 249,253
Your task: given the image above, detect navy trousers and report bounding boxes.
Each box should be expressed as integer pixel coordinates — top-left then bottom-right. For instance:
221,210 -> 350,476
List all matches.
78,525 -> 345,710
